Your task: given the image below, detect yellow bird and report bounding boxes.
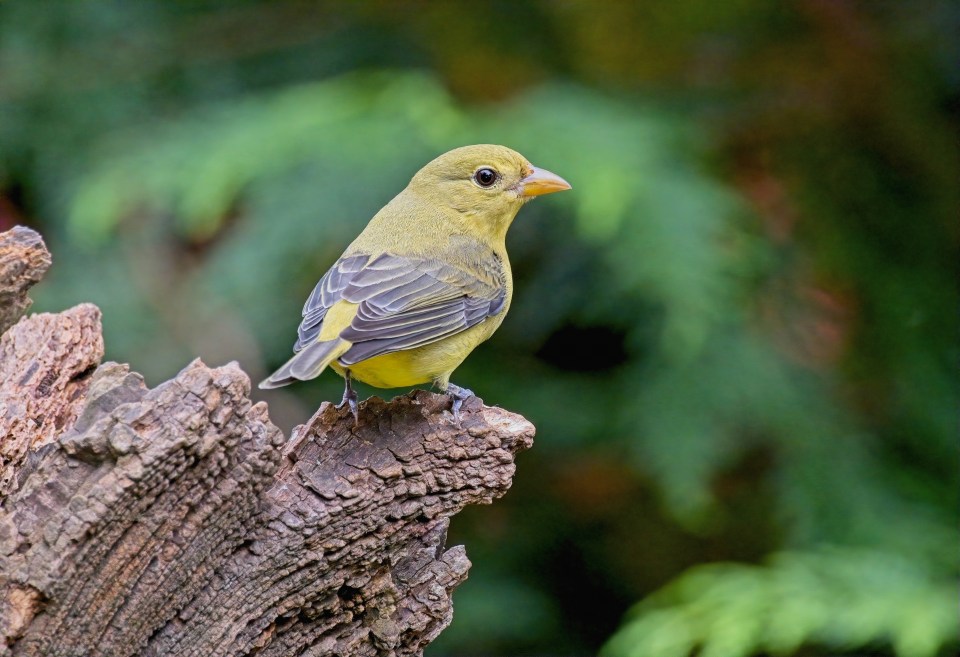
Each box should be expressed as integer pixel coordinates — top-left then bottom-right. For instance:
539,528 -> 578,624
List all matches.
259,144 -> 571,421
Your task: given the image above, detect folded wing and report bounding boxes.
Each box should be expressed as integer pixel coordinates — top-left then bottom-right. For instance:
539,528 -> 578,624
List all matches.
296,252 -> 506,366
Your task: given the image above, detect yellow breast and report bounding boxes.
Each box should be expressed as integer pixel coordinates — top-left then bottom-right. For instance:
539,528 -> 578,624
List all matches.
330,315 -> 503,389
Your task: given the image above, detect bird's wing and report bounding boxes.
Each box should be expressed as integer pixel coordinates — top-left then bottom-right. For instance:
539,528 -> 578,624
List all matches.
295,254 -> 369,351
295,253 -> 507,365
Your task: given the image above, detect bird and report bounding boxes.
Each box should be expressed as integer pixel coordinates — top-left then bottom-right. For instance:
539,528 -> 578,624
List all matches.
259,144 -> 571,424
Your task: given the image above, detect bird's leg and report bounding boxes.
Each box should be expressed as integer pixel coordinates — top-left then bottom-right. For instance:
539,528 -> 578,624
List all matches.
336,369 -> 359,425
444,382 -> 474,427
294,370 -> 357,441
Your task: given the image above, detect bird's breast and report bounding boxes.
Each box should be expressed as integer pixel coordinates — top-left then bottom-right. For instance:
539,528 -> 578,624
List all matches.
332,312 -> 507,389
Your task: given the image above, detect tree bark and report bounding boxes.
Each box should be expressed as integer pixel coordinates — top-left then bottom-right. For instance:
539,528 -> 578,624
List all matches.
0,227 -> 51,336
0,226 -> 535,657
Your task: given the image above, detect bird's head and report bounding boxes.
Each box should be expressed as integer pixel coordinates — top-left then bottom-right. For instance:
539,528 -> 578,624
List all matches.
409,144 -> 571,241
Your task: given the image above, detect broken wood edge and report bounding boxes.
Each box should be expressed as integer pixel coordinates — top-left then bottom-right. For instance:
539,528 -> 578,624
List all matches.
0,226 -> 51,336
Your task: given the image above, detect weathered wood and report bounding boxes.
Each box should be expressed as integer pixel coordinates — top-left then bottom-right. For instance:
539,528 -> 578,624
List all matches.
0,227 -> 51,336
0,304 -> 104,498
0,226 -> 535,656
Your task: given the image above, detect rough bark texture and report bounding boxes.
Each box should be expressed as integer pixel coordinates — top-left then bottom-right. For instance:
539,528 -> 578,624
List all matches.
0,227 -> 51,336
0,304 -> 104,498
0,226 -> 535,656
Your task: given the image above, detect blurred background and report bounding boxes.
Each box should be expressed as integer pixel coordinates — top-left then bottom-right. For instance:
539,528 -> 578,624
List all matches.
1,1 -> 957,655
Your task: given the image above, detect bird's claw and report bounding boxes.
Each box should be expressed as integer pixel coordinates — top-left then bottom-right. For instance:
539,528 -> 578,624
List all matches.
445,382 -> 474,428
336,389 -> 359,426
337,370 -> 359,426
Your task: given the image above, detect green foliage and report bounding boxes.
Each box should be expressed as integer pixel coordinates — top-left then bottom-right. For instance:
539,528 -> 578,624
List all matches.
68,74 -> 466,244
2,2 -> 956,655
603,548 -> 959,657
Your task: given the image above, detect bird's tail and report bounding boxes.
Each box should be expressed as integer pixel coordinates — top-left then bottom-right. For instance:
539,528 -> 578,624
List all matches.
258,339 -> 350,389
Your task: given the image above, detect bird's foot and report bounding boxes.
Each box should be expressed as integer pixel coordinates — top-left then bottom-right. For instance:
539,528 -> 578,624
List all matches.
336,371 -> 359,426
444,382 -> 474,428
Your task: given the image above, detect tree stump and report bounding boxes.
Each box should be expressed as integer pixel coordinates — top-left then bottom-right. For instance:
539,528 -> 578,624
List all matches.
0,226 -> 535,656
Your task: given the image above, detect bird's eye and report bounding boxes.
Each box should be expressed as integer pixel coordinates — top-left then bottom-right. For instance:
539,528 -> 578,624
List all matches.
473,168 -> 498,188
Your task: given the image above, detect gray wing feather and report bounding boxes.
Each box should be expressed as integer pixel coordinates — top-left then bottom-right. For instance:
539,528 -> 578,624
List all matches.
338,255 -> 505,365
296,254 -> 368,351
293,252 -> 506,365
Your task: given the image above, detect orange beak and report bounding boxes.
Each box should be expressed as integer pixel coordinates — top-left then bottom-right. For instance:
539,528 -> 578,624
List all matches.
519,166 -> 572,198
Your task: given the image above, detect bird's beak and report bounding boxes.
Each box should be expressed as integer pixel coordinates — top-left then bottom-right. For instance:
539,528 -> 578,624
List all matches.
519,166 -> 572,197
